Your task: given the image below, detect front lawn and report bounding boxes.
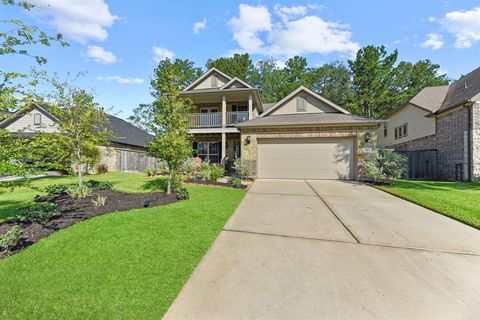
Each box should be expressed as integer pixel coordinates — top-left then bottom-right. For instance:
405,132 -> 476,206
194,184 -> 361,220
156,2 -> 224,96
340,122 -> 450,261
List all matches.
0,172 -> 246,319
377,179 -> 480,229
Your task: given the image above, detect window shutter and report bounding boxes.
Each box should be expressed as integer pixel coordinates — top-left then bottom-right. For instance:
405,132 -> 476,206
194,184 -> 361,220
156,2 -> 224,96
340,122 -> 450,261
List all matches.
296,97 -> 306,112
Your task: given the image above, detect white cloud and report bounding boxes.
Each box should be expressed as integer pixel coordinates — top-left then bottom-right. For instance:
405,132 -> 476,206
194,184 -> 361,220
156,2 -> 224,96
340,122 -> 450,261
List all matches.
228,4 -> 359,57
152,46 -> 175,62
421,33 -> 444,50
427,16 -> 437,23
193,18 -> 207,34
86,46 -> 117,64
443,7 -> 480,48
274,5 -> 307,23
31,0 -> 118,43
97,76 -> 144,84
228,4 -> 272,53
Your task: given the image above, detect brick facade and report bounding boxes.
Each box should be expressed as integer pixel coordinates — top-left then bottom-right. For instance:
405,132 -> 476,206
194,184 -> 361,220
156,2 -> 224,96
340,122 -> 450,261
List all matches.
471,103 -> 480,181
393,134 -> 436,152
435,107 -> 470,180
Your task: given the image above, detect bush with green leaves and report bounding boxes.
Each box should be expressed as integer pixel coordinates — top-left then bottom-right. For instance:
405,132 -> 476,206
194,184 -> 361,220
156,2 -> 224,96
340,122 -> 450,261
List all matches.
197,163 -> 211,181
16,202 -> 60,222
209,164 -> 225,182
144,167 -> 158,177
361,148 -> 407,183
44,183 -> 75,195
233,158 -> 254,179
182,158 -> 200,177
85,179 -> 113,190
67,185 -> 92,199
174,185 -> 190,200
228,176 -> 242,188
0,226 -> 23,251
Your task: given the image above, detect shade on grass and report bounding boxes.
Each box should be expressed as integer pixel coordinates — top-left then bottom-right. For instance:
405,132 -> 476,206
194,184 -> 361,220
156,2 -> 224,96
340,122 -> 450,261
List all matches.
0,172 -> 246,319
377,179 -> 480,229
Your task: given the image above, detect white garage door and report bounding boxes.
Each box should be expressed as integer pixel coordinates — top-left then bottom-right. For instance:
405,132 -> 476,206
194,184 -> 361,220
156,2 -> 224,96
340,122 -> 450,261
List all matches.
257,138 -> 354,180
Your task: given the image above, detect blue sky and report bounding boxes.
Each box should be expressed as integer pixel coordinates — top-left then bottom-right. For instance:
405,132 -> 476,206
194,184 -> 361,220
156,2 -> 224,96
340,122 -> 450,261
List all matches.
2,0 -> 480,120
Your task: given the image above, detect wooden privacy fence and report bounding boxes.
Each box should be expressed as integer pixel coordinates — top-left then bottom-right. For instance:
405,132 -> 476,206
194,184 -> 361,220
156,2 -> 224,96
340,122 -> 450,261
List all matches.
397,150 -> 436,179
100,147 -> 160,172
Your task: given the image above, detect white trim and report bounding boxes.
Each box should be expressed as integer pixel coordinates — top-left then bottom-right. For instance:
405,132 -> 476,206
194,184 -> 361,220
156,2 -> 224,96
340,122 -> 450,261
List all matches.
259,86 -> 350,117
183,67 -> 232,91
219,77 -> 252,90
189,127 -> 239,134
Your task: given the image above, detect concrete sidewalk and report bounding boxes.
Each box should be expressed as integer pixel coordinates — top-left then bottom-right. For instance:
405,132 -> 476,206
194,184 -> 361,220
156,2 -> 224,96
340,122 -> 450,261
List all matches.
164,179 -> 480,320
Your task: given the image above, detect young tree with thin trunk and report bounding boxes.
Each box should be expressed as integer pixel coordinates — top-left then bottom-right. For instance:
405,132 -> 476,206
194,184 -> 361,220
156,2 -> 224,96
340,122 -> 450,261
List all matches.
46,78 -> 110,187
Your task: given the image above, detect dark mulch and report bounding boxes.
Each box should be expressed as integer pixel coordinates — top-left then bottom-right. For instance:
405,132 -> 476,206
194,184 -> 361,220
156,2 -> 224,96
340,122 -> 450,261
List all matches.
0,189 -> 177,259
185,179 -> 247,189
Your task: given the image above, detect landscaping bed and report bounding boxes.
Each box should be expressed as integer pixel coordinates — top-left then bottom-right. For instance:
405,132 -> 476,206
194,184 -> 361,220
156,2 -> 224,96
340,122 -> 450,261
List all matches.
0,189 -> 177,258
185,178 -> 248,189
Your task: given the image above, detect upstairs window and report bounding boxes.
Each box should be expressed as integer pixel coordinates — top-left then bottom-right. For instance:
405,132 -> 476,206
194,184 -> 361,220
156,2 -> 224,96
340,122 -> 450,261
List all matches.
296,96 -> 306,112
33,113 -> 42,125
211,76 -> 218,87
383,123 -> 388,137
394,123 -> 408,140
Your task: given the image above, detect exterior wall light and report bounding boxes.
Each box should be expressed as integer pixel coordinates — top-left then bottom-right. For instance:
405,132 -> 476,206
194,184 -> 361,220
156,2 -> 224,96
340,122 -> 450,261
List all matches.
364,132 -> 372,143
245,135 -> 251,145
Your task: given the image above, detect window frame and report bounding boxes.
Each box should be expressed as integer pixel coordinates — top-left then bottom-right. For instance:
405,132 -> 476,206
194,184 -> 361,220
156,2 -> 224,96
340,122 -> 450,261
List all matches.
33,113 -> 42,125
296,96 -> 306,112
383,123 -> 388,137
394,123 -> 408,140
210,76 -> 218,87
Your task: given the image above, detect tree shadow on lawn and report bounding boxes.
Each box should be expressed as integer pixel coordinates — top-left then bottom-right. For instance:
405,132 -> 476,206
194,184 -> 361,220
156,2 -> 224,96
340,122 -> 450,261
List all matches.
142,177 -> 169,192
391,179 -> 480,192
0,199 -> 26,222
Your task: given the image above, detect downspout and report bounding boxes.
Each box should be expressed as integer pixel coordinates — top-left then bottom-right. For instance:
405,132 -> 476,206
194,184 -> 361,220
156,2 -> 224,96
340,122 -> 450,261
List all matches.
467,103 -> 473,182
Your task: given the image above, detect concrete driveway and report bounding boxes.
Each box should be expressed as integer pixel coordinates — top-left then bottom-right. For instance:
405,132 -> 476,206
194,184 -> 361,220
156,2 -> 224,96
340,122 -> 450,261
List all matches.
164,180 -> 480,320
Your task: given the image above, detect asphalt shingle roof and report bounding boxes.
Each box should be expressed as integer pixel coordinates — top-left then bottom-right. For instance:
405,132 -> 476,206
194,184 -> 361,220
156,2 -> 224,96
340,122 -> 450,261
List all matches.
236,113 -> 382,128
409,86 -> 449,113
105,115 -> 153,148
437,66 -> 480,113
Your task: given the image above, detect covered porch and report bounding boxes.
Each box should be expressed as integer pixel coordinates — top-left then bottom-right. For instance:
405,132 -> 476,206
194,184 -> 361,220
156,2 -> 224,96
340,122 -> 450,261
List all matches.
192,133 -> 241,168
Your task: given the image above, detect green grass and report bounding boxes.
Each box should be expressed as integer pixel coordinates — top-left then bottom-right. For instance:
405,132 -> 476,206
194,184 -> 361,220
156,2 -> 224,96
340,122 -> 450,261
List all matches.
0,172 -> 246,319
377,179 -> 480,229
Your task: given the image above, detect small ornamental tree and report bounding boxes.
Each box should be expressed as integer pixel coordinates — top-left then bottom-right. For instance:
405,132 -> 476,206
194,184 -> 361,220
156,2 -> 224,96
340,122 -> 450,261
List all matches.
361,148 -> 407,183
46,79 -> 110,187
148,91 -> 193,194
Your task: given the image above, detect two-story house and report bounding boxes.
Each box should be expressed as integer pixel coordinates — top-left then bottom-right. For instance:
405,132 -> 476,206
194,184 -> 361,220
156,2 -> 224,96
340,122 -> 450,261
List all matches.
377,66 -> 480,181
183,68 -> 383,180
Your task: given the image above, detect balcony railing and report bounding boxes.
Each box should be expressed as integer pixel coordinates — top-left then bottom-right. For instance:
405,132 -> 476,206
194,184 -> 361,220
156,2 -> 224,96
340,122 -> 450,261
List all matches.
189,112 -> 249,128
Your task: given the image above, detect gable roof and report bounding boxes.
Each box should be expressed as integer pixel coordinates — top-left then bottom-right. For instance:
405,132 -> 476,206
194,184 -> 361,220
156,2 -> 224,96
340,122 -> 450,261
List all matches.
183,67 -> 232,91
436,66 -> 480,114
219,77 -> 252,90
237,113 -> 382,128
0,103 -> 152,148
409,86 -> 450,113
260,86 -> 350,117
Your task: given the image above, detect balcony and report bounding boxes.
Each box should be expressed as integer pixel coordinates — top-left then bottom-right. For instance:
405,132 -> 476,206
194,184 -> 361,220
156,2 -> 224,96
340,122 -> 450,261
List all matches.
189,111 -> 249,128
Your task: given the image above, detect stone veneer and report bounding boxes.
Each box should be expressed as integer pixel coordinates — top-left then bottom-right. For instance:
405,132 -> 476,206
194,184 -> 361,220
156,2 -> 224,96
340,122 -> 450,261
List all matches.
472,103 -> 480,181
240,125 -> 379,179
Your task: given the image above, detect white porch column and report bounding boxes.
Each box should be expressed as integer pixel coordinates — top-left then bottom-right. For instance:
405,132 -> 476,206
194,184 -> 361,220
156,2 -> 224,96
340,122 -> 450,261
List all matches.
222,95 -> 227,128
221,132 -> 226,165
248,94 -> 253,119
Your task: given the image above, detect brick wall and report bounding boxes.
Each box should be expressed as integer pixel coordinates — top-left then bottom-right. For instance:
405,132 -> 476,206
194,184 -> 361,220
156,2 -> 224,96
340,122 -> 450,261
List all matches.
472,103 -> 480,181
436,107 -> 469,180
393,134 -> 436,152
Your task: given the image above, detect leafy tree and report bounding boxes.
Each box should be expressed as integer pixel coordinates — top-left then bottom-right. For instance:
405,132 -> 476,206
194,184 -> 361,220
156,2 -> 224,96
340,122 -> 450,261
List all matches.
279,56 -> 314,97
255,59 -> 288,103
311,61 -> 354,106
206,53 -> 258,84
361,148 -> 407,183
348,45 -> 398,117
392,60 -> 449,107
148,91 -> 193,194
151,58 -> 201,95
43,77 -> 111,187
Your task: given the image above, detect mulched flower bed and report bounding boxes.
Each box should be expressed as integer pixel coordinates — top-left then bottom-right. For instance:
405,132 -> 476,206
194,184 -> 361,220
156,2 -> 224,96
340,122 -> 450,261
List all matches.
185,179 -> 248,189
0,189 -> 177,259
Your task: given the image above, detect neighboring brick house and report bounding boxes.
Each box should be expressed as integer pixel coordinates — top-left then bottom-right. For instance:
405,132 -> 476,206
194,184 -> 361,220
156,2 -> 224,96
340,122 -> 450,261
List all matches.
378,66 -> 480,181
0,104 -> 156,172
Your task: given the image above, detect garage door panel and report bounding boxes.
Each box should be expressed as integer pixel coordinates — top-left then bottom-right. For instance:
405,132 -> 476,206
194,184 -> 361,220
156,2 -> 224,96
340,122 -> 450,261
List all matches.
257,138 -> 353,180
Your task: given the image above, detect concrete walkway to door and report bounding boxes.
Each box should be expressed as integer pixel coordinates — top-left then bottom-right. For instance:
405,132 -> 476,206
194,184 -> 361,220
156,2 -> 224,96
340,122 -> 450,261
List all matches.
164,179 -> 480,319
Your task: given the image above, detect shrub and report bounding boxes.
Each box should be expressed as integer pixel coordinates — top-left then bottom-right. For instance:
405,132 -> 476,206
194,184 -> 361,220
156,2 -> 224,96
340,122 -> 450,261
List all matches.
86,179 -> 113,190
174,185 -> 190,200
144,167 -> 158,177
233,158 -> 254,179
95,164 -> 108,174
67,185 -> 92,199
0,226 -> 23,251
209,164 -> 225,182
16,202 -> 60,222
228,176 -> 242,188
181,158 -> 200,177
361,148 -> 407,183
92,195 -> 107,207
197,163 -> 211,181
44,183 -> 75,195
